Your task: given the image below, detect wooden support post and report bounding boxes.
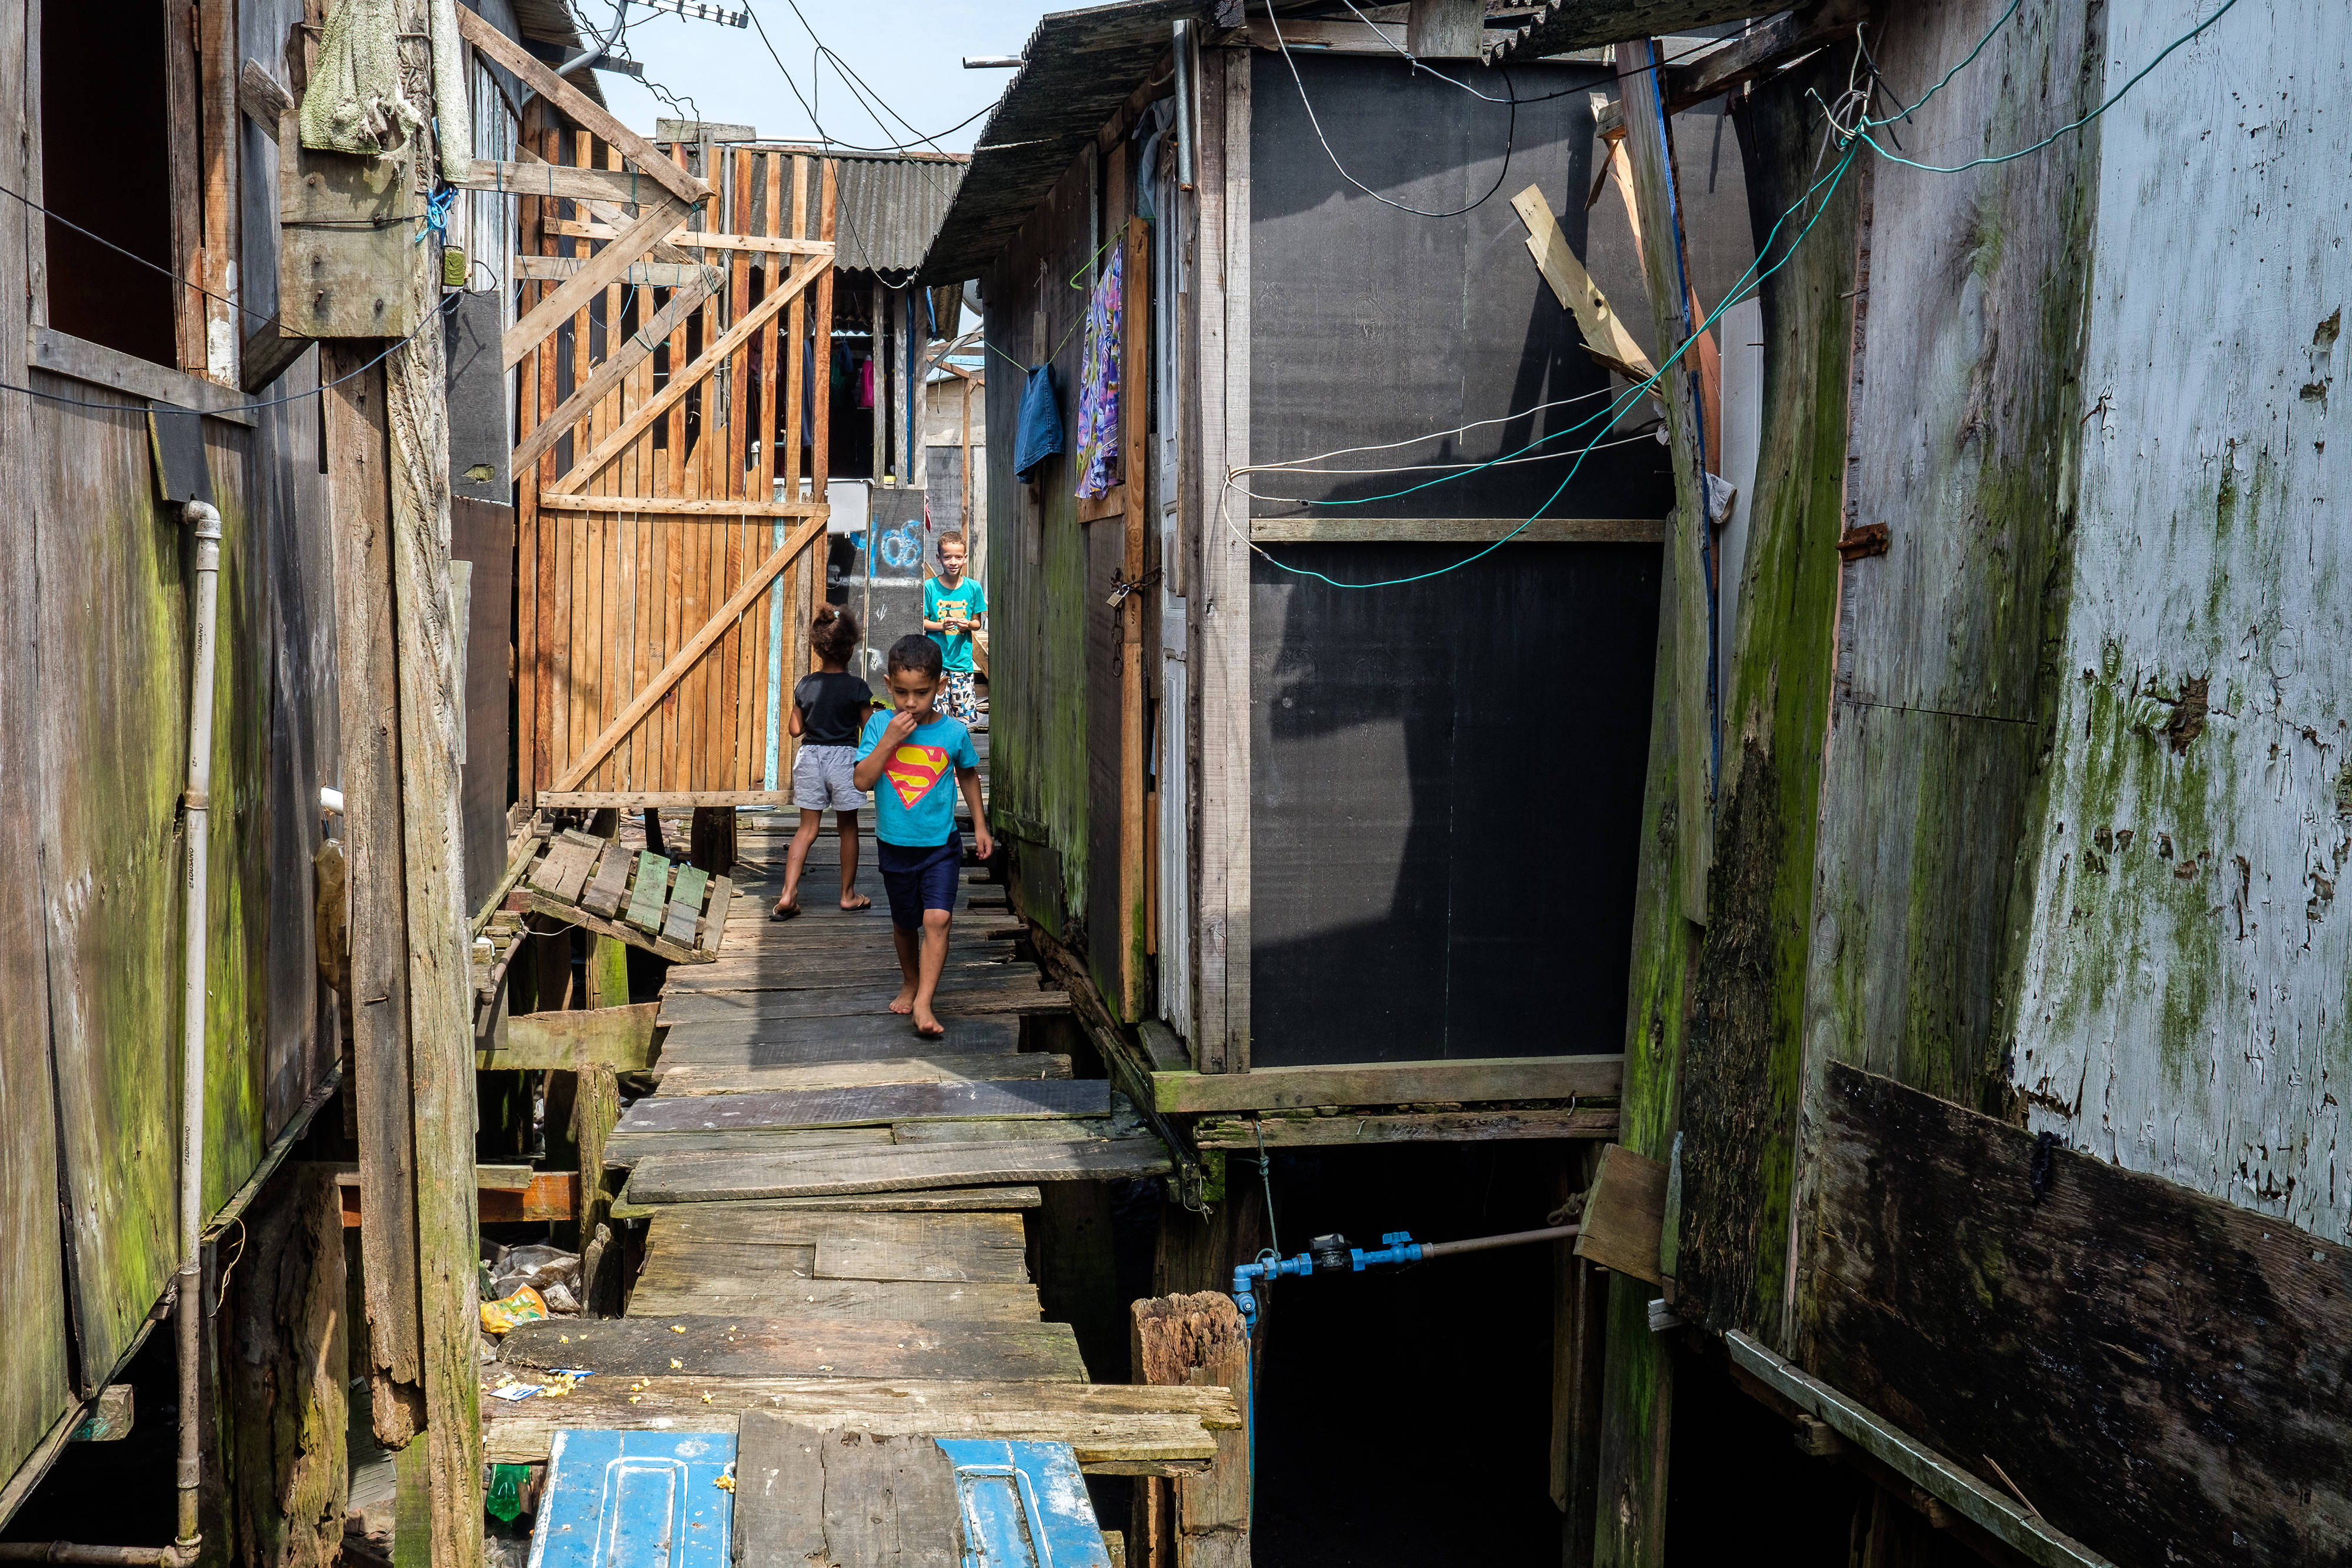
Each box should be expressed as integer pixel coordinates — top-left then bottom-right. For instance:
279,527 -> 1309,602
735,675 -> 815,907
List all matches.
872,278 -> 890,485
1118,215 -> 1151,1021
324,345 -> 426,1447
1191,46 -> 1251,1074
1615,39 -> 1713,922
1132,1293 -> 1251,1568
1553,1147 -> 1608,1567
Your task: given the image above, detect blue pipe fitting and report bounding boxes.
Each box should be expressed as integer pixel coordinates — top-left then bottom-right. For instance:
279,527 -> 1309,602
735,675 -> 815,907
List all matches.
1231,1232 -> 1432,1333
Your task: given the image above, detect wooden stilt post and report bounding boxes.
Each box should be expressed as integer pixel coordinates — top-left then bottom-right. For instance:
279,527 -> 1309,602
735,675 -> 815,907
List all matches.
1132,1293 -> 1252,1568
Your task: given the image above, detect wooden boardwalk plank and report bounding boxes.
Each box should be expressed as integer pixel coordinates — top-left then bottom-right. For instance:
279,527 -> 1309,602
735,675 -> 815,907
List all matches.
663,865 -> 712,946
627,1138 -> 1173,1203
627,1276 -> 1040,1322
616,1186 -> 1045,1219
650,1210 -> 1030,1252
616,1079 -> 1111,1135
737,1422 -> 963,1568
581,838 -> 634,917
657,982 -> 1068,1025
624,850 -> 672,931
653,1016 -> 1025,1064
605,1126 -> 894,1165
480,1377 -> 1237,1467
500,1314 -> 1090,1381
816,1235 -> 1031,1285
652,1054 -> 1068,1096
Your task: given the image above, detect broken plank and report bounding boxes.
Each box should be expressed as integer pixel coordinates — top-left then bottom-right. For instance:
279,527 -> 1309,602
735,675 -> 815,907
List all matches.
652,1055 -> 1069,1096
500,1315 -> 1090,1382
616,1079 -> 1111,1136
477,1002 -> 660,1072
1192,1107 -> 1621,1147
522,881 -> 706,964
479,1377 -> 1237,1468
1574,1143 -> 1666,1285
627,1139 -> 1173,1203
703,877 -> 736,952
1150,1055 -> 1625,1114
740,1423 -> 963,1568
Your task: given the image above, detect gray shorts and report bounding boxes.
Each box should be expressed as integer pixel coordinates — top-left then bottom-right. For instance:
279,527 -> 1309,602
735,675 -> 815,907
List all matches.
791,744 -> 866,813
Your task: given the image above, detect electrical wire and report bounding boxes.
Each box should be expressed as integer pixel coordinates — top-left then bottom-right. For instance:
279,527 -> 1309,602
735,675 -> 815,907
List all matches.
743,4 -> 995,155
1265,2 -> 1517,218
0,181 -> 293,326
0,290 -> 465,415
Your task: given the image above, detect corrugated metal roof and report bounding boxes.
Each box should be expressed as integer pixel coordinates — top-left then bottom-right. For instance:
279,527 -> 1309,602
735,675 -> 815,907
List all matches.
919,0 -> 1209,283
509,0 -> 610,107
1481,1 -> 1754,65
830,152 -> 970,278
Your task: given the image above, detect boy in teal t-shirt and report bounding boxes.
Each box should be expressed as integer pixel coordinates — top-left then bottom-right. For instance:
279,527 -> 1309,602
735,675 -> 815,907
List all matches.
853,634 -> 992,1039
922,530 -> 987,723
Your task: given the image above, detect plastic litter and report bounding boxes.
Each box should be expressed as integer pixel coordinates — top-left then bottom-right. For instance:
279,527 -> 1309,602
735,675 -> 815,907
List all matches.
479,1284 -> 547,1335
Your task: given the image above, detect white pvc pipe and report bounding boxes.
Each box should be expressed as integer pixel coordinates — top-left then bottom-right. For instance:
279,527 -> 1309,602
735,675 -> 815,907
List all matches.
175,501 -> 220,1552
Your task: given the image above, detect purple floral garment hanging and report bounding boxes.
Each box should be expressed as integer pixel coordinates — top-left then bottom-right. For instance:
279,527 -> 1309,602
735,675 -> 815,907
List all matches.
1074,245 -> 1122,499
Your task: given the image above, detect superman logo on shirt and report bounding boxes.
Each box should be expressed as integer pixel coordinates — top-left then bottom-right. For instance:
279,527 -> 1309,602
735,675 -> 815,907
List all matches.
884,744 -> 950,807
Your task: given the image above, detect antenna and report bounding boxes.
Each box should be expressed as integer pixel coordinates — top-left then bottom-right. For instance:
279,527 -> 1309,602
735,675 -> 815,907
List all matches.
634,0 -> 749,27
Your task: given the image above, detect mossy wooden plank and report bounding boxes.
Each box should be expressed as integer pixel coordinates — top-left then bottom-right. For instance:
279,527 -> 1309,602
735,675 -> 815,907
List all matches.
616,1078 -> 1110,1135
624,851 -> 673,931
662,865 -> 711,947
652,1054 -> 1067,1096
1150,1056 -> 1622,1114
627,1139 -> 1171,1203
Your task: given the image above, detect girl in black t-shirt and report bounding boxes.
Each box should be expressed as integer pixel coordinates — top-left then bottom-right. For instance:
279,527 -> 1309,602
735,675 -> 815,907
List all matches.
773,606 -> 878,919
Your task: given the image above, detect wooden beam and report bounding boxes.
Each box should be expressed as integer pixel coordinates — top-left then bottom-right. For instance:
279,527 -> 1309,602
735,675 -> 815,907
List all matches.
1616,38 -> 1713,921
31,326 -> 256,424
482,1378 -> 1237,1467
1591,2 -> 1862,136
537,790 -> 793,810
322,343 -> 424,1447
239,313 -> 312,394
502,192 -> 693,372
551,514 -> 830,791
1250,517 -> 1666,544
476,1001 -> 660,1071
511,255 -> 714,287
1118,215 -> 1150,1022
1151,1055 -> 1624,1114
1191,1107 -> 1619,1146
453,160 -> 687,205
543,218 -> 834,256
533,494 -> 828,517
455,6 -> 709,208
1727,1334 -> 2113,1568
333,1167 -> 582,1224
506,270 -> 717,472
238,58 -> 292,140
545,255 -> 827,493
1512,183 -> 1657,380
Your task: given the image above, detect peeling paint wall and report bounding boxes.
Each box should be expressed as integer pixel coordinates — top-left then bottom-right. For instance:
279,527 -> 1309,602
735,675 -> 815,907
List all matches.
2008,0 -> 2352,1242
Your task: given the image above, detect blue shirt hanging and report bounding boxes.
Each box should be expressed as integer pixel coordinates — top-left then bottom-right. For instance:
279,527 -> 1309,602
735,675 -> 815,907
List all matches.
1014,364 -> 1064,482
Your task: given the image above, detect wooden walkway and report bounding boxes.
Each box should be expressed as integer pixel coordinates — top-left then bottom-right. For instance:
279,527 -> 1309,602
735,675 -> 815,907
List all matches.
483,769 -> 1225,1503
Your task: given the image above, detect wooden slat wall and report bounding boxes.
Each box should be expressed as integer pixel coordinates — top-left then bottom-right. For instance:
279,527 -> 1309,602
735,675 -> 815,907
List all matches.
517,138 -> 836,804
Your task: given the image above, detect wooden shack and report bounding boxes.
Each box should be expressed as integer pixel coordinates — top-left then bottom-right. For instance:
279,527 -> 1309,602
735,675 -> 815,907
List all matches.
927,4 -> 2352,1567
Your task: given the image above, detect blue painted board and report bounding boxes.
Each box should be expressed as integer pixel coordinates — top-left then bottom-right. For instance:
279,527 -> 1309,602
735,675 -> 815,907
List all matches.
935,1439 -> 1111,1568
528,1429 -> 736,1568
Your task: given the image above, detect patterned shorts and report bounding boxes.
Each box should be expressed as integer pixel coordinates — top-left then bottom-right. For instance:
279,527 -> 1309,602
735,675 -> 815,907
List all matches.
939,669 -> 979,722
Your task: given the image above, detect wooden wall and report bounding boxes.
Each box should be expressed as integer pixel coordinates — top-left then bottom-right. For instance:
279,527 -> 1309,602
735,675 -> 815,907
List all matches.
0,0 -> 335,1497
982,142 -> 1122,1005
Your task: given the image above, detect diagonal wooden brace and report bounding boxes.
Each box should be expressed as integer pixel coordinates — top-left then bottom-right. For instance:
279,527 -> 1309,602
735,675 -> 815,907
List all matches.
552,513 -> 830,793
510,269 -> 720,474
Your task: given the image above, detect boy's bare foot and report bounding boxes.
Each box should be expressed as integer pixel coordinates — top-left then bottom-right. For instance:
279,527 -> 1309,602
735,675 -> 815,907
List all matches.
841,892 -> 872,911
912,1007 -> 946,1039
888,984 -> 917,1015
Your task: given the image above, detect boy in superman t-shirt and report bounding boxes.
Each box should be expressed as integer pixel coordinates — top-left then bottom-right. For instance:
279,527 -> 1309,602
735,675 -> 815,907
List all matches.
853,634 -> 993,1038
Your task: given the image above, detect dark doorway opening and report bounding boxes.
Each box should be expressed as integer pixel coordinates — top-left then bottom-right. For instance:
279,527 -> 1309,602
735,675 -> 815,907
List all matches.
43,0 -> 176,365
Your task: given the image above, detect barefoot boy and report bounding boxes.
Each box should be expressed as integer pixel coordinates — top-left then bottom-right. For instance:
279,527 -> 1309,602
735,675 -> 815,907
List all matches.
852,634 -> 994,1038
921,531 -> 987,723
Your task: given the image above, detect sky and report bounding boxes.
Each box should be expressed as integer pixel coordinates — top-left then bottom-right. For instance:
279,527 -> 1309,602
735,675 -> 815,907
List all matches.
586,0 -> 1049,153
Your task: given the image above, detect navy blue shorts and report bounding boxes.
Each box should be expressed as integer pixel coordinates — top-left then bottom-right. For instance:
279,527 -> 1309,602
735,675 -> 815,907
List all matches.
877,836 -> 961,931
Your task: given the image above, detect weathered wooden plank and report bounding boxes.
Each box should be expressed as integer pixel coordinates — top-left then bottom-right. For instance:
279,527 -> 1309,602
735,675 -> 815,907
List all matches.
654,1055 -> 1070,1096
323,346 -> 425,1443
701,876 -> 735,954
891,1119 -> 1128,1146
814,1426 -> 964,1568
629,1139 -> 1172,1203
483,1378 -> 1235,1467
580,838 -> 636,918
1809,1064 -> 2352,1568
652,1210 -> 1031,1253
657,981 -> 1068,1026
1191,1108 -> 1619,1147
1151,1057 -> 1623,1114
617,1079 -> 1110,1135
1248,516 -> 1665,544
1132,1293 -> 1250,1549
663,864 -> 713,948
628,1276 -> 1039,1323
625,851 -> 674,932
617,1186 -> 1045,1221
454,160 -> 685,205
1574,1144 -> 1666,1285
816,1236 -> 1031,1285
501,1315 -> 1090,1382
605,1126 -> 896,1164
477,1002 -> 660,1071
653,1019 -> 1027,1068
456,8 -> 708,206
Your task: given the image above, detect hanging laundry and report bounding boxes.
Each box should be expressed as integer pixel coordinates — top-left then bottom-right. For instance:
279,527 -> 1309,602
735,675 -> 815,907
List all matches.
857,355 -> 876,410
1073,245 -> 1123,499
1014,365 -> 1065,483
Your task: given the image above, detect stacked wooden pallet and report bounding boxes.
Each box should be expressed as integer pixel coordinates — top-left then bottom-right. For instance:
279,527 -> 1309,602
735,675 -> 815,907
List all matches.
514,827 -> 732,962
